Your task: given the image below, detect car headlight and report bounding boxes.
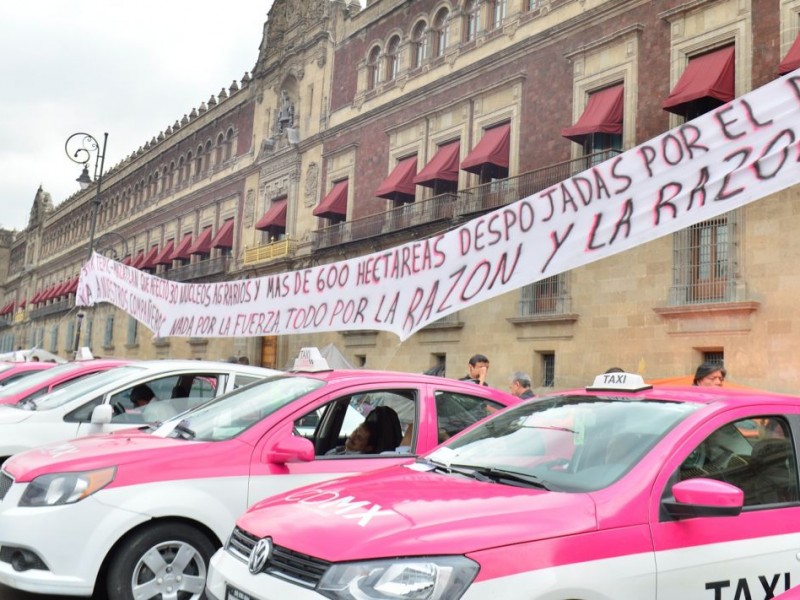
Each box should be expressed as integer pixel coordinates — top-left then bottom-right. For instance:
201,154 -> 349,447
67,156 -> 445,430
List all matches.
19,467 -> 116,507
317,556 -> 479,600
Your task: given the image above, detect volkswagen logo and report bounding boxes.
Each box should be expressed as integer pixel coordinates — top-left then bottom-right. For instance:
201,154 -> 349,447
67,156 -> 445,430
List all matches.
248,537 -> 273,575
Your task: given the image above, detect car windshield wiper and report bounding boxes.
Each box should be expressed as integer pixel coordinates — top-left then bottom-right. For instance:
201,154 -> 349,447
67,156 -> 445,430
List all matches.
422,459 -> 552,490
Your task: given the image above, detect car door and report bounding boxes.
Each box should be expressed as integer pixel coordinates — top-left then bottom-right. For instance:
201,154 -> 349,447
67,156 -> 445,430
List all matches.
651,405 -> 800,598
246,385 -> 421,506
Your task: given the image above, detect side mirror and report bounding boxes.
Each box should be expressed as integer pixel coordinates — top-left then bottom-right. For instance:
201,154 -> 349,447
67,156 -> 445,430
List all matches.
265,436 -> 315,464
662,478 -> 743,520
91,403 -> 113,425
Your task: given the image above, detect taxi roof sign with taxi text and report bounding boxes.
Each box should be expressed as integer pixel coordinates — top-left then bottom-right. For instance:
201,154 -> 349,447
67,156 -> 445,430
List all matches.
587,372 -> 653,392
292,347 -> 332,372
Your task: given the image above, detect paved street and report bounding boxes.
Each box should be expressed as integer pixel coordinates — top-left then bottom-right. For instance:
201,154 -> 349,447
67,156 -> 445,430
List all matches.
0,585 -> 78,599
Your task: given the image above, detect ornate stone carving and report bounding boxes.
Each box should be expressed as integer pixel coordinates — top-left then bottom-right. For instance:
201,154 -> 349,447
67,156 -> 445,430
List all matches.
305,162 -> 319,207
243,189 -> 255,227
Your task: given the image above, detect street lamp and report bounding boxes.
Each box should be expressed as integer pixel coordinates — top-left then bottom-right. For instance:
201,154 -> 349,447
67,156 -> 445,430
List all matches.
65,132 -> 108,356
65,132 -> 108,261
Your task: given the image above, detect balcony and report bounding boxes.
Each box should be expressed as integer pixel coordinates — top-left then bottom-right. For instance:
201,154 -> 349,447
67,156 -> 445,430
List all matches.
29,298 -> 73,320
458,149 -> 621,217
313,193 -> 457,251
242,238 -> 297,266
164,256 -> 231,281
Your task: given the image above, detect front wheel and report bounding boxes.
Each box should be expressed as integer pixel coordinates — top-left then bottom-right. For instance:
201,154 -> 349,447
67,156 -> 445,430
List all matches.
106,522 -> 217,600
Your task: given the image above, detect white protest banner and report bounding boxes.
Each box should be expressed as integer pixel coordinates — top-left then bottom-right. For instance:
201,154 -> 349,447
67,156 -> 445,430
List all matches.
77,72 -> 800,341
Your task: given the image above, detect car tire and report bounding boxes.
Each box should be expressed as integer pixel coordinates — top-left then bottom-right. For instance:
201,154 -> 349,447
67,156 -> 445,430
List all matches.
106,522 -> 216,600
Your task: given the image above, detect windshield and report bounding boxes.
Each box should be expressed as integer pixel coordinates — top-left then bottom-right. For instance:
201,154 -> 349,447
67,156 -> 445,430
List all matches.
426,395 -> 699,492
0,362 -> 83,398
152,375 -> 325,441
20,366 -> 146,411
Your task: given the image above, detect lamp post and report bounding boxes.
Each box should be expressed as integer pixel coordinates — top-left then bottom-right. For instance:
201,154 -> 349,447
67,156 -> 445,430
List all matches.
65,132 -> 108,261
65,132 -> 108,355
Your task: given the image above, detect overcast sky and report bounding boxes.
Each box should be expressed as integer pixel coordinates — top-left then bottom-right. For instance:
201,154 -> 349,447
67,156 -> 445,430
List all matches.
0,0 -> 274,232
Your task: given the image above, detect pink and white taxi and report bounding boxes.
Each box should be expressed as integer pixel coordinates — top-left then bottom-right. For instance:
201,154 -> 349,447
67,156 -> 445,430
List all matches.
0,349 -> 517,600
207,372 -> 800,600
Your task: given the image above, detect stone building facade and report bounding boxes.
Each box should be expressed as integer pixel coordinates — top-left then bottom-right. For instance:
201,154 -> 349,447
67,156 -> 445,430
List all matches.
1,0 -> 799,392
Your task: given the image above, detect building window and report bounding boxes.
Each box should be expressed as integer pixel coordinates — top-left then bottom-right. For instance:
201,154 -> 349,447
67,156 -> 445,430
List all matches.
127,317 -> 138,346
85,318 -> 93,350
50,325 -> 58,353
425,353 -> 447,377
433,8 -> 450,58
703,350 -> 725,366
65,321 -> 74,352
464,0 -> 480,42
529,0 -> 540,9
584,133 -> 622,164
489,0 -> 506,30
519,274 -> 569,316
541,352 -> 555,387
367,45 -> 381,90
215,133 -> 225,167
104,315 -> 114,347
385,35 -> 400,80
670,210 -> 740,305
225,128 -> 235,161
411,21 -> 429,68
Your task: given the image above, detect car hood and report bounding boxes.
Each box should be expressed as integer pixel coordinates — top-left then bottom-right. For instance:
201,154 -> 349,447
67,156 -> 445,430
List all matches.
238,464 -> 598,561
4,430 -> 192,481
0,405 -> 33,424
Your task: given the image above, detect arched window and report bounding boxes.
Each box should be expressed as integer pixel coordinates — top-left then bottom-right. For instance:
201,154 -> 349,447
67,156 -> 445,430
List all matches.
225,128 -> 235,161
204,140 -> 213,171
411,21 -> 429,68
433,8 -> 450,58
464,0 -> 480,42
367,45 -> 381,89
385,35 -> 400,81
178,157 -> 185,184
489,0 -> 506,30
215,133 -> 225,166
195,145 -> 203,175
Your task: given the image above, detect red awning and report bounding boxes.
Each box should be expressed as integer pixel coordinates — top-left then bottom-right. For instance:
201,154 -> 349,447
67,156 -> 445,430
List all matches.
561,84 -> 624,142
255,200 -> 288,230
375,156 -> 417,200
17,299 -> 25,310
779,34 -> 800,75
65,276 -> 79,295
189,227 -> 213,255
170,233 -> 194,261
30,291 -> 43,304
131,250 -> 146,269
141,245 -> 160,269
211,219 -> 235,249
38,286 -> 53,302
0,302 -> 11,315
662,46 -> 735,115
122,255 -> 133,266
51,281 -> 69,299
413,141 -> 461,187
313,180 -> 348,218
461,123 -> 510,174
154,240 -> 175,265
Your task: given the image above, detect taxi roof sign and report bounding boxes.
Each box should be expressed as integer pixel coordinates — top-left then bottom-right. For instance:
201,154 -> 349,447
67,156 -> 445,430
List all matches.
291,347 -> 332,372
587,372 -> 653,392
